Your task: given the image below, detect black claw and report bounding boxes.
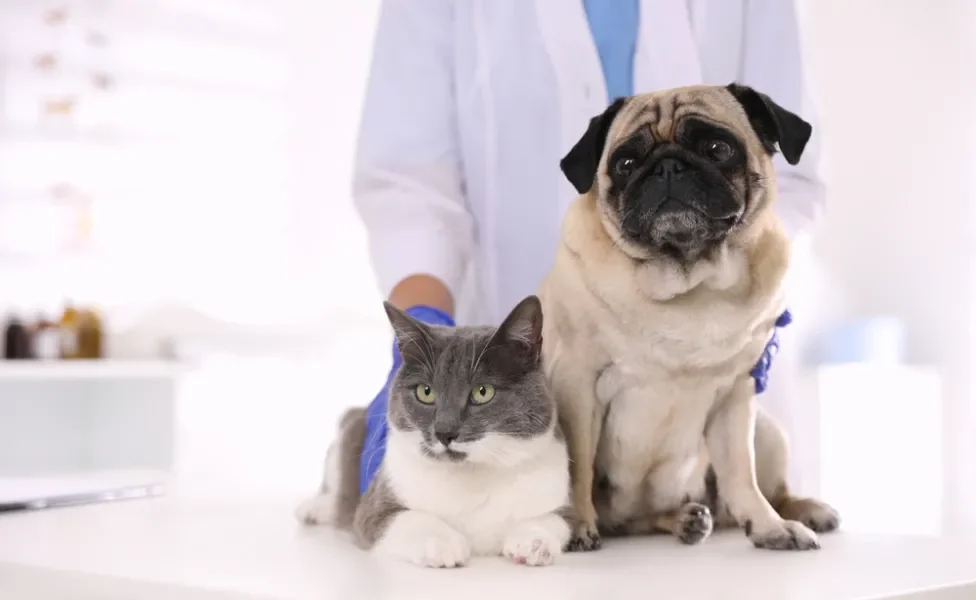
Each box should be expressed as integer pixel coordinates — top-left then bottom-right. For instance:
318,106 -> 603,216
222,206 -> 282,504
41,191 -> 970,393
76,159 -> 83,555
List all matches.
677,504 -> 713,545
744,520 -> 753,537
805,514 -> 840,533
567,531 -> 602,553
679,529 -> 709,545
750,525 -> 821,551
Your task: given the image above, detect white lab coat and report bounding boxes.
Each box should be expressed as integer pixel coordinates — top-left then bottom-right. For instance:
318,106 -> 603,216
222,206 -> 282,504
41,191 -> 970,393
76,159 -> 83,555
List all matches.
353,0 -> 824,327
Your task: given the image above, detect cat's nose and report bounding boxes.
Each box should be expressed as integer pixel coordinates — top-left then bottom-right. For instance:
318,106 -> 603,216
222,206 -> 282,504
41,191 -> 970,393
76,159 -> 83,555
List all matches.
434,431 -> 459,447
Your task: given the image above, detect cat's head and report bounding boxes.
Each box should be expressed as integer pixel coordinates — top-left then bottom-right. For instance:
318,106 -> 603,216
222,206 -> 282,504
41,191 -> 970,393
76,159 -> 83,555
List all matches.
383,296 -> 554,467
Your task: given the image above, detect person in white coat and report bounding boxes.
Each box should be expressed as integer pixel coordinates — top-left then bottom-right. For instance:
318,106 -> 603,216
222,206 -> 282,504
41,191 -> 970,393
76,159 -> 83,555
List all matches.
354,0 -> 825,499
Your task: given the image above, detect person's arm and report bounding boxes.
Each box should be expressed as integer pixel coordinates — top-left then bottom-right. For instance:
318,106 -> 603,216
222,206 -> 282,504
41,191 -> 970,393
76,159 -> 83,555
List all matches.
388,274 -> 453,314
739,0 -> 825,240
352,0 -> 471,316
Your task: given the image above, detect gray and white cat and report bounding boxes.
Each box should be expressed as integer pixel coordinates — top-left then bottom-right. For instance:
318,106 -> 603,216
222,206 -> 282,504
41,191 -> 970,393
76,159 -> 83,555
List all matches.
295,295 -> 571,567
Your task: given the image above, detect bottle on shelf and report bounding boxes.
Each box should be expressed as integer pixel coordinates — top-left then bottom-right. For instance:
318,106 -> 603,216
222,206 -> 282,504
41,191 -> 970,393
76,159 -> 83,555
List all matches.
32,313 -> 62,360
76,308 -> 104,359
3,314 -> 32,359
59,301 -> 81,359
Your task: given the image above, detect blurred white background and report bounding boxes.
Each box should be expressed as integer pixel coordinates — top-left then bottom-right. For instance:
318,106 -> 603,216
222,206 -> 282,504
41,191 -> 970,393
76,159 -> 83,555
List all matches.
0,0 -> 973,535
799,0 -> 975,534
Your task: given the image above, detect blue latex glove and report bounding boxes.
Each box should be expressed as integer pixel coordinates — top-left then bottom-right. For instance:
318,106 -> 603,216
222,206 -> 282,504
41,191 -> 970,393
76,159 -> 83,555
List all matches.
750,310 -> 793,395
360,305 -> 455,495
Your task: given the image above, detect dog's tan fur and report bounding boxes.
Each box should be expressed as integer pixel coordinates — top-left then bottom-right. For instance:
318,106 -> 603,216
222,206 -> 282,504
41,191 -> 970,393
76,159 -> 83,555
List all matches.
539,85 -> 838,551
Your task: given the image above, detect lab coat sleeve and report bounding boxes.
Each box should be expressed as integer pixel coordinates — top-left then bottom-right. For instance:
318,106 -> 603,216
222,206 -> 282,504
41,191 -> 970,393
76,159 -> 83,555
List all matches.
739,0 -> 826,239
352,0 -> 474,299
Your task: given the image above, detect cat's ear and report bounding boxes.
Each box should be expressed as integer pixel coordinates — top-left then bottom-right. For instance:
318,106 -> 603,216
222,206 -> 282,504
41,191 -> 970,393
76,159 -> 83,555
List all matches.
382,301 -> 432,356
495,295 -> 544,362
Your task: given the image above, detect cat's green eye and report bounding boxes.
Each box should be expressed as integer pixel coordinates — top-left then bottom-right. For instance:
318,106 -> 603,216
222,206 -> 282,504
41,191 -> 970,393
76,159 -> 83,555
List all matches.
471,383 -> 496,405
414,384 -> 435,404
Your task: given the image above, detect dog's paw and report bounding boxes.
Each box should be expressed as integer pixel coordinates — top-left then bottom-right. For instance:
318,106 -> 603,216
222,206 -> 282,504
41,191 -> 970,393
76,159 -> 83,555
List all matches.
804,503 -> 841,534
294,493 -> 335,526
374,511 -> 471,568
675,503 -> 713,545
746,519 -> 820,551
566,521 -> 602,552
779,498 -> 841,534
503,516 -> 569,567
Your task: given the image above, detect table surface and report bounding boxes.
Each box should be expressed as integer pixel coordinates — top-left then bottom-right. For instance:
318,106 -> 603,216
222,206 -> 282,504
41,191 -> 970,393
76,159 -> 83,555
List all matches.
1,492 -> 975,600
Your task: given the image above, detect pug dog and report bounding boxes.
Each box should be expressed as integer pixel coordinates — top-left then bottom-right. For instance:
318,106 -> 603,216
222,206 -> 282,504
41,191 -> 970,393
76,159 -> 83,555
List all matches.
538,84 -> 839,552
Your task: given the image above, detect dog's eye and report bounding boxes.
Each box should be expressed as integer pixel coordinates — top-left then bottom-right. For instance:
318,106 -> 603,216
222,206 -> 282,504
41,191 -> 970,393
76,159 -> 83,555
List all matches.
613,157 -> 636,177
701,140 -> 734,163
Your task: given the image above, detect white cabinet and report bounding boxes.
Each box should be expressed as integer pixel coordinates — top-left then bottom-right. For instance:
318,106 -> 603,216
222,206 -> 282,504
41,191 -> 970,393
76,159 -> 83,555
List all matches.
0,361 -> 183,478
816,364 -> 944,536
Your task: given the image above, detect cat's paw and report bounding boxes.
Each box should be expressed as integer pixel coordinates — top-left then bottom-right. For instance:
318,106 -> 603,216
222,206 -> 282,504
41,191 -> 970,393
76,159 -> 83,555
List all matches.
374,511 -> 471,568
746,518 -> 820,551
294,493 -> 335,526
503,515 -> 570,567
504,536 -> 559,567
412,531 -> 471,568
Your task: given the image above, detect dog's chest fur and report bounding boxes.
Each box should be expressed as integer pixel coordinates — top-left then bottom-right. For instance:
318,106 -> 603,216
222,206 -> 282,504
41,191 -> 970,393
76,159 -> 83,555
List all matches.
594,308 -> 774,523
556,229 -> 787,526
383,430 -> 569,555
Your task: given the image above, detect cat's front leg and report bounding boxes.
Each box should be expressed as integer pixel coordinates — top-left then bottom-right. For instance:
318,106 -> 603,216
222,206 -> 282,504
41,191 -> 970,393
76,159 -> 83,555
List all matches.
372,511 -> 471,568
355,472 -> 471,568
502,513 -> 571,567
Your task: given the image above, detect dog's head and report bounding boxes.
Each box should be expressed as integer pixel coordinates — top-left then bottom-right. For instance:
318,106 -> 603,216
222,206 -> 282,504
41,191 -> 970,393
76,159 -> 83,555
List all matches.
560,84 -> 811,264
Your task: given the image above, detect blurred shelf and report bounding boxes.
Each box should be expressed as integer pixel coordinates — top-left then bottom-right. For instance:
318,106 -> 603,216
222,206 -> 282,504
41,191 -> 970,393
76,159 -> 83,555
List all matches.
0,359 -> 186,381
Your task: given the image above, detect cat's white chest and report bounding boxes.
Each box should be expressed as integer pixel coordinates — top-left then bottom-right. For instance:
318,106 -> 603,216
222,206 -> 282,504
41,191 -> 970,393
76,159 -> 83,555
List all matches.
384,431 -> 569,555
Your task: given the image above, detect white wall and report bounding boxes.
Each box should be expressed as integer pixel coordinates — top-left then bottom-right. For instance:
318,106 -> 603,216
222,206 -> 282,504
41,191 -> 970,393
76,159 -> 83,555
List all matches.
799,0 -> 976,529
0,0 -> 388,496
171,0 -> 389,497
0,0 -> 386,330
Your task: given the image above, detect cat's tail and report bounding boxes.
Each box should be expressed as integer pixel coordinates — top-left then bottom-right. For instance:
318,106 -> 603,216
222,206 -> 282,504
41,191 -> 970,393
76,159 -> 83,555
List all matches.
294,407 -> 366,530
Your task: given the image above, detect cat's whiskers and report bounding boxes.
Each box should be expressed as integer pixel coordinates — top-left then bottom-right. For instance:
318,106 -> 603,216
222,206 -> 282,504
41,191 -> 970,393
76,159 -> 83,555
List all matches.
398,329 -> 436,373
463,434 -> 552,470
523,412 -> 551,431
470,339 -> 503,375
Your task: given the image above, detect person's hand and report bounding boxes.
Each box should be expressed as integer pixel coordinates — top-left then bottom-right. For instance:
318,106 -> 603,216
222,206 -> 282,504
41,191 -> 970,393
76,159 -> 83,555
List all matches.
750,310 -> 793,394
360,305 -> 455,494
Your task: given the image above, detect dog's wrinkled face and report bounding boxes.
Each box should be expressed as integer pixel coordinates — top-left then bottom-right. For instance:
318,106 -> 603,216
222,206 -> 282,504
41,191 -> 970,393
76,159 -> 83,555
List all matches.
560,84 -> 812,263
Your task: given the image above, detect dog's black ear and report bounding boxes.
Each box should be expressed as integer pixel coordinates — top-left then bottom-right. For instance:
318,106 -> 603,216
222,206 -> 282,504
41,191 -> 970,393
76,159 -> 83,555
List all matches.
560,97 -> 628,194
726,83 -> 812,166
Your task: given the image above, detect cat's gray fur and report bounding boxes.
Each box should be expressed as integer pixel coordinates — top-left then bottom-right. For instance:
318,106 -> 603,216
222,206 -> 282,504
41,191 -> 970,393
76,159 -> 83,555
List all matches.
296,295 -> 571,567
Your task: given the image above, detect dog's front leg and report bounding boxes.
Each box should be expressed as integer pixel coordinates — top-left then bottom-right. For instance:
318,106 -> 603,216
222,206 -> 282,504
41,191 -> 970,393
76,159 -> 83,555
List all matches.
706,379 -> 820,550
554,371 -> 604,552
